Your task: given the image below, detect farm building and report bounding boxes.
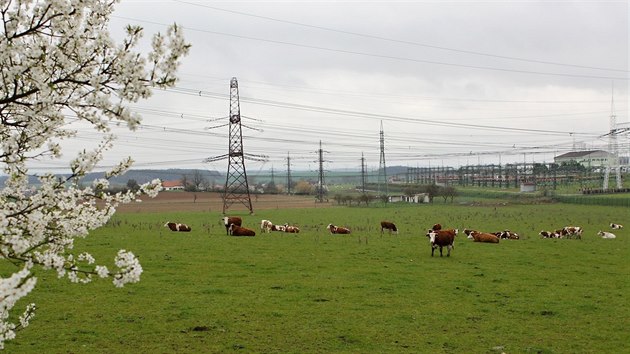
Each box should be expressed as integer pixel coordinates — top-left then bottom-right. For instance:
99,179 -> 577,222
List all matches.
388,193 -> 429,203
554,150 -> 615,168
162,180 -> 185,191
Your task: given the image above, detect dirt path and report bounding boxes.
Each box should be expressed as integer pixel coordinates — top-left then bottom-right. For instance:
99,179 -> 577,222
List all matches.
116,191 -> 332,213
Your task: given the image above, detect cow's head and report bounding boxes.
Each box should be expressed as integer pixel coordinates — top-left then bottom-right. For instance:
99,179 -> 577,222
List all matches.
427,231 -> 437,244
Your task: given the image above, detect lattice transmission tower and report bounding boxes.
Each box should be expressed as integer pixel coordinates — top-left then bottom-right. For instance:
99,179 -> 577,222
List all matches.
316,141 -> 328,203
205,77 -> 255,214
377,121 -> 388,196
604,86 -> 622,190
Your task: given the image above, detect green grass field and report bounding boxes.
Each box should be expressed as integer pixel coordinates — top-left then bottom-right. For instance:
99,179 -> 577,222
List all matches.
5,202 -> 630,353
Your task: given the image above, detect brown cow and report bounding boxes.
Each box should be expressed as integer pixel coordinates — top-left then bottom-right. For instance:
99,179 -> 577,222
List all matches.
229,224 -> 256,237
164,222 -> 191,232
327,224 -> 351,234
426,229 -> 457,257
223,216 -> 242,235
380,221 -> 398,235
468,230 -> 499,243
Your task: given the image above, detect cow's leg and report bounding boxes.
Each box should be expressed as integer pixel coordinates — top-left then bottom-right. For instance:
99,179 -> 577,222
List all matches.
431,246 -> 435,257
439,246 -> 443,257
447,245 -> 452,257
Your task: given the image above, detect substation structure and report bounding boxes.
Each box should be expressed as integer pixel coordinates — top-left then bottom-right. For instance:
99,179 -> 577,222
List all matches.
403,163 -> 627,193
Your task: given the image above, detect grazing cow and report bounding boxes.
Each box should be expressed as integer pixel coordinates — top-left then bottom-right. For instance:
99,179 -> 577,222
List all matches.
327,224 -> 351,234
274,224 -> 286,232
432,223 -> 442,231
597,230 -> 616,239
380,221 -> 398,235
164,222 -> 192,232
426,230 -> 456,257
260,219 -> 274,233
610,223 -> 623,230
229,224 -> 256,237
284,224 -> 300,233
223,216 -> 242,235
468,230 -> 499,243
563,226 -> 583,239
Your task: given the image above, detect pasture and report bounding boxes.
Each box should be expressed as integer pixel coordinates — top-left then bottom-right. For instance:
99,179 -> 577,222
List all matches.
5,193 -> 630,353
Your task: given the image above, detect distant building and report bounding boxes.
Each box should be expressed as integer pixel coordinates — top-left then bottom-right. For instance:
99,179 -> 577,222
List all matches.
554,150 -> 615,168
162,180 -> 185,191
388,194 -> 429,203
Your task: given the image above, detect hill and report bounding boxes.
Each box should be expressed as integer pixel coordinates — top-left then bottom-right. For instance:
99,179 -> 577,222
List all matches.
0,169 -> 222,187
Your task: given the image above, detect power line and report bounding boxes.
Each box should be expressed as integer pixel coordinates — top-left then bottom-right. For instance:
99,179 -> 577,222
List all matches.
173,0 -> 628,74
113,15 -> 629,81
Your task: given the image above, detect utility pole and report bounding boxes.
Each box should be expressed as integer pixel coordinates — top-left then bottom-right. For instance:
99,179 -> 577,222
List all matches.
316,141 -> 327,203
378,121 -> 388,196
360,153 -> 367,193
286,152 -> 292,195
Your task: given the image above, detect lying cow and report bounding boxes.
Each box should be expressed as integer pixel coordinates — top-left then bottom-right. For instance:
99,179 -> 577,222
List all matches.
284,224 -> 300,233
229,224 -> 256,237
164,222 -> 191,232
468,230 -> 499,243
426,229 -> 457,257
380,221 -> 398,235
597,230 -> 616,239
495,230 -> 519,240
223,216 -> 242,235
540,230 -> 561,239
610,223 -> 623,230
327,224 -> 351,234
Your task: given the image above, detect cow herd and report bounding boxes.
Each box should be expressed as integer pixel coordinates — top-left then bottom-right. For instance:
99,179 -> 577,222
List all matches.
162,217 -> 623,257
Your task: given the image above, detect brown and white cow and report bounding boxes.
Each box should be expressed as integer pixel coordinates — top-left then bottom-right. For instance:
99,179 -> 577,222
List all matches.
229,224 -> 256,237
284,224 -> 300,233
164,222 -> 192,232
468,230 -> 500,243
495,230 -> 519,240
426,229 -> 457,257
432,223 -> 442,231
610,223 -> 623,230
380,221 -> 398,235
563,226 -> 582,239
327,224 -> 351,234
463,229 -> 478,237
540,230 -> 560,238
223,216 -> 242,235
260,219 -> 274,233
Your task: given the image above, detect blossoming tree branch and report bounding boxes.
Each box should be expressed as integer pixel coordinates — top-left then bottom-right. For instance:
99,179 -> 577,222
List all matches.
0,0 -> 189,348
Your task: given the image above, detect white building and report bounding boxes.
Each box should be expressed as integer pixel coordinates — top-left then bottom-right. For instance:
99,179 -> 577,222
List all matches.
554,150 -> 615,168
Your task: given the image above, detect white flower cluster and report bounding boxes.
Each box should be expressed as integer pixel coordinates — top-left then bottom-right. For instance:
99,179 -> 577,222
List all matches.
0,0 -> 189,349
0,264 -> 37,349
112,250 -> 143,288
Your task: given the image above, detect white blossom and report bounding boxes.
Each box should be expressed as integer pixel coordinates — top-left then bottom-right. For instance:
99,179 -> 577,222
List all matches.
0,0 -> 189,349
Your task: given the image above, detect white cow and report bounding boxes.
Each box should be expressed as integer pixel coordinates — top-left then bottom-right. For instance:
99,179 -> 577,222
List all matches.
597,231 -> 616,239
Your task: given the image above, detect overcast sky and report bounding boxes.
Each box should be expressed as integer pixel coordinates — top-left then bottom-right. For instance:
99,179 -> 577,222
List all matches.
34,0 -> 630,175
